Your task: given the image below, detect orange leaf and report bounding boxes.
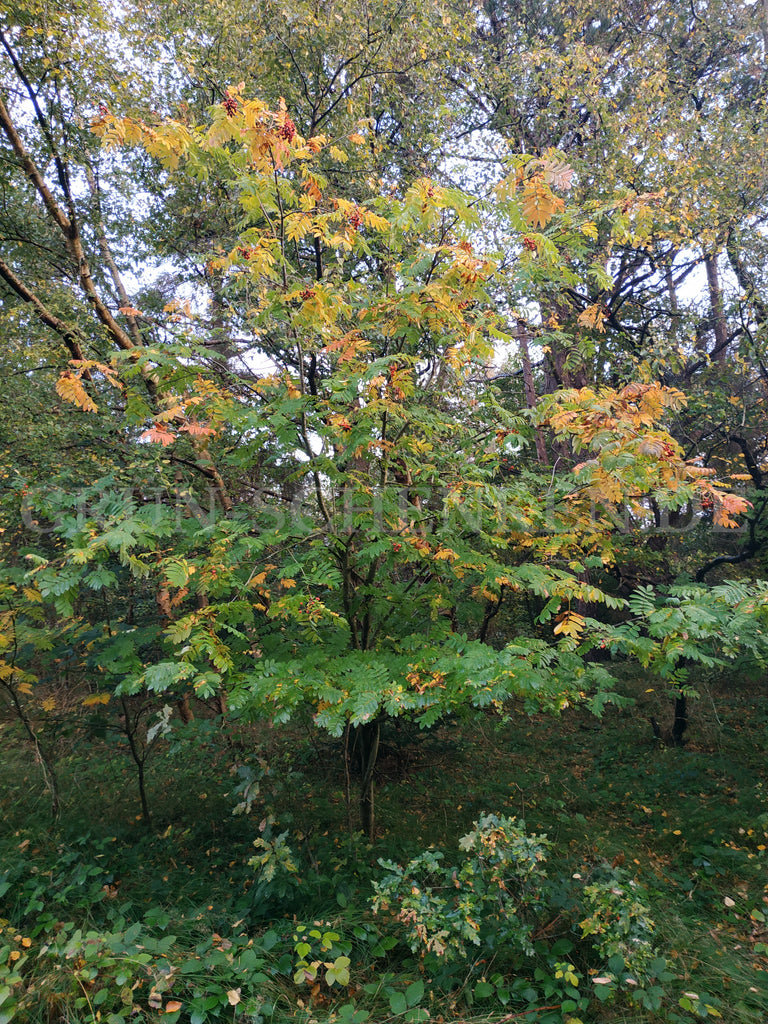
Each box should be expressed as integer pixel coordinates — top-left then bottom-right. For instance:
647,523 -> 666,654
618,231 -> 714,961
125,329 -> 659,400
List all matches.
165,1001 -> 183,1013
323,330 -> 370,363
179,420 -> 217,437
140,425 -> 176,446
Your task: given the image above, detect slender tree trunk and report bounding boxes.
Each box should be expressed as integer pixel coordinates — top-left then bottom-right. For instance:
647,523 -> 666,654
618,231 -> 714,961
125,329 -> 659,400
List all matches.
357,718 -> 381,840
705,254 -> 728,362
516,319 -> 548,465
121,699 -> 152,826
2,682 -> 60,818
344,722 -> 354,837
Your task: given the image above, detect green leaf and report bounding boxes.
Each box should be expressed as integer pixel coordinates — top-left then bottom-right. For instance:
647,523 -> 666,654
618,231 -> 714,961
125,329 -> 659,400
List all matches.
389,990 -> 407,1015
405,980 -> 424,1007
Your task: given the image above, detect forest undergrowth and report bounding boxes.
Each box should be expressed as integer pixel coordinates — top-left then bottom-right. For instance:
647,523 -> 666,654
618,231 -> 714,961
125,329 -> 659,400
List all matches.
1,675 -> 767,1024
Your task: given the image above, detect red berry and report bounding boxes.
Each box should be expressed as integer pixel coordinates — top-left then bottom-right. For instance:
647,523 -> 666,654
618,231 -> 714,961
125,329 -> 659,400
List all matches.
277,116 -> 297,142
222,93 -> 238,117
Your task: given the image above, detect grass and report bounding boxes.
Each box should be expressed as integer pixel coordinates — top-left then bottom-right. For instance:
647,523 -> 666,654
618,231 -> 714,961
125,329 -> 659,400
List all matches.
1,673 -> 767,1022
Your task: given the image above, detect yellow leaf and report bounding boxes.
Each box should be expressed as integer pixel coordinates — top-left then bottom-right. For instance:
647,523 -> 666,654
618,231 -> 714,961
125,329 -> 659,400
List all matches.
56,372 -> 98,413
329,145 -> 348,163
362,210 -> 390,232
226,989 -> 241,1006
521,175 -> 564,228
286,213 -> 314,242
17,682 -> 33,695
348,133 -> 365,144
41,697 -> 56,712
577,304 -> 607,333
553,611 -> 586,638
83,693 -> 111,706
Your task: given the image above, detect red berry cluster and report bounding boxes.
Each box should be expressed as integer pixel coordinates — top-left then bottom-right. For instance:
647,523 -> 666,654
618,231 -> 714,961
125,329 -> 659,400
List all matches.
522,236 -> 537,252
299,288 -> 316,301
277,116 -> 297,142
222,93 -> 238,117
348,207 -> 363,230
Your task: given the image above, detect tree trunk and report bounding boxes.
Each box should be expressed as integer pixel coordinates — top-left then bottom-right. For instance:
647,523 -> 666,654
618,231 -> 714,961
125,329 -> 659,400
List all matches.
1,681 -> 60,818
516,319 -> 548,465
650,691 -> 688,747
357,719 -> 381,840
121,699 -> 152,827
671,691 -> 688,747
176,695 -> 194,724
705,254 -> 728,362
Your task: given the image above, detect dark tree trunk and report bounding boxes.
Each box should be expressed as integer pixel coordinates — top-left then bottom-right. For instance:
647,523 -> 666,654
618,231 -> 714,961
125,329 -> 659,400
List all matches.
671,691 -> 688,747
121,698 -> 152,827
650,690 -> 688,747
357,719 -> 381,840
